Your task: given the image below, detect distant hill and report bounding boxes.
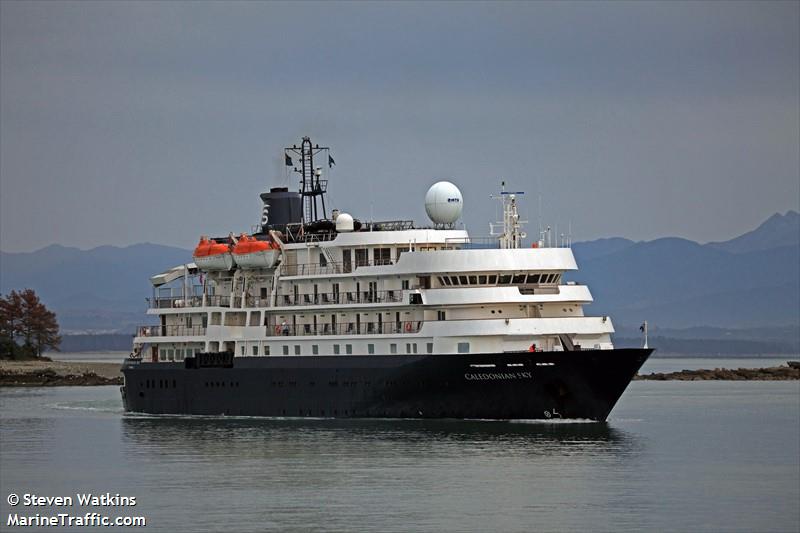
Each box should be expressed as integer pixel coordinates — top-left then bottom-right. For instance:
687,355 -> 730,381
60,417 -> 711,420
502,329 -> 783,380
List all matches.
0,212 -> 798,344
0,243 -> 191,334
706,210 -> 799,254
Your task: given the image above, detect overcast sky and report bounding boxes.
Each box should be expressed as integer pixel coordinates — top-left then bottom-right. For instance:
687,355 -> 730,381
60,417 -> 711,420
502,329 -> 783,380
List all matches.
1,1 -> 798,253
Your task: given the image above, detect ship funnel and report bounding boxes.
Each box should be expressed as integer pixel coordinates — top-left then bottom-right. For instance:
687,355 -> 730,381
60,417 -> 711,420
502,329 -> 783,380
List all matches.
259,187 -> 302,231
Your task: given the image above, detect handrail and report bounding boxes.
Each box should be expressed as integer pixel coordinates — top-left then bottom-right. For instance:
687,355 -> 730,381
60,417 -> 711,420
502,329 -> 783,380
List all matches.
276,289 -> 403,307
282,257 -> 394,276
136,325 -> 207,337
268,320 -> 422,337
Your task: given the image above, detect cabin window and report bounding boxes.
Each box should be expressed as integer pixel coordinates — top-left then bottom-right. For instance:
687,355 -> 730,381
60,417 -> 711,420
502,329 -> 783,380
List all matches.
469,275 -> 478,285
319,253 -> 327,267
346,344 -> 353,355
437,311 -> 446,321
459,275 -> 468,285
457,342 -> 470,353
355,249 -> 369,267
513,274 -> 526,284
374,248 -> 391,265
282,345 -> 289,355
438,276 -> 445,286
442,276 -> 452,286
390,343 -> 397,354
530,274 -> 541,283
449,276 -> 459,286
240,346 -> 245,356
427,343 -> 433,354
406,343 -> 412,354
368,344 -> 375,355
249,312 -> 261,326
402,280 -> 410,290
312,345 -> 319,355
498,275 -> 512,284
252,345 -> 258,356
412,343 -> 418,354
264,345 -> 270,356
488,275 -> 497,284
294,345 -> 301,355
478,275 -> 487,284
333,344 -> 340,355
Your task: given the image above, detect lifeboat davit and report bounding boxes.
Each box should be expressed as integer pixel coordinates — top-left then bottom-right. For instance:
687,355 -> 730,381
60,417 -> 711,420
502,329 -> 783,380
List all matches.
232,234 -> 280,269
193,237 -> 235,271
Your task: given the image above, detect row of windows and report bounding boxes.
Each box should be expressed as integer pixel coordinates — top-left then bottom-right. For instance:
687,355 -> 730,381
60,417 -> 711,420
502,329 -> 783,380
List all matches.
437,273 -> 561,287
205,381 -> 240,388
238,341 -> 470,356
158,347 -> 197,362
143,379 -> 177,389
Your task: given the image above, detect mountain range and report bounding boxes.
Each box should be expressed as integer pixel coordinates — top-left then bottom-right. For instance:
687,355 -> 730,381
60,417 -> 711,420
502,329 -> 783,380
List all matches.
1,211 -> 798,348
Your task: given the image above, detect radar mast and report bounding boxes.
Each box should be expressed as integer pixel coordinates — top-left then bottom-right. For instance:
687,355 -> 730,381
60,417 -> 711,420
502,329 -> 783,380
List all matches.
490,181 -> 527,249
285,137 -> 333,223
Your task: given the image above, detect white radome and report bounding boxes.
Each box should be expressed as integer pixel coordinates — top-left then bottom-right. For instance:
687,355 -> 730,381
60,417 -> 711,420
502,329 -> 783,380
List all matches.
335,212 -> 354,232
425,181 -> 463,225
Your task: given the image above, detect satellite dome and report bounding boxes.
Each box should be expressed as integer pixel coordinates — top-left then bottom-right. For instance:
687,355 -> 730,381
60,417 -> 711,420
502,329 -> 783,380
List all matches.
425,181 -> 463,225
335,212 -> 354,232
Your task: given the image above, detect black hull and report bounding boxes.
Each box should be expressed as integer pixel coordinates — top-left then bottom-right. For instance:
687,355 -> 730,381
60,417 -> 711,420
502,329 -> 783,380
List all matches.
120,349 -> 652,421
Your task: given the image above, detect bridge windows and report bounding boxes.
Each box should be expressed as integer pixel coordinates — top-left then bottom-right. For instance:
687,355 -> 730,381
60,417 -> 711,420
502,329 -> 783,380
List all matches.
438,272 -> 559,286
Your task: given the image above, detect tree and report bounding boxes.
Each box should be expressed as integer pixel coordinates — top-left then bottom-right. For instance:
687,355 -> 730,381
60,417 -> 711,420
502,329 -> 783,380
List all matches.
0,289 -> 61,358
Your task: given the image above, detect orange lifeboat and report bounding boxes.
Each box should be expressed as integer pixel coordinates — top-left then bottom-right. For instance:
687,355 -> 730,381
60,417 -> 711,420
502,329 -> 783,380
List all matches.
192,237 -> 235,271
232,234 -> 280,269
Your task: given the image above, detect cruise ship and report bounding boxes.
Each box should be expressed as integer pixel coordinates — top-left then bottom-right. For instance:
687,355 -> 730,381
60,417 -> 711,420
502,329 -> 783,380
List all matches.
121,136 -> 652,420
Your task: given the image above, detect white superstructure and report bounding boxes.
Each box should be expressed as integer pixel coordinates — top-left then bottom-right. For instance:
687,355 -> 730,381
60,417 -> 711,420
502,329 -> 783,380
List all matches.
133,142 -> 614,364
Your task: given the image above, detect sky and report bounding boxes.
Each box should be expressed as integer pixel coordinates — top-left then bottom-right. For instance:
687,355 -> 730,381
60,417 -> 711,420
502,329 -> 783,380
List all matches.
1,1 -> 798,253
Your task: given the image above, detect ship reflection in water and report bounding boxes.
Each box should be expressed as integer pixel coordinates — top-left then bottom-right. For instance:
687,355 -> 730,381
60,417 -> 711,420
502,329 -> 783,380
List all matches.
121,416 -> 637,459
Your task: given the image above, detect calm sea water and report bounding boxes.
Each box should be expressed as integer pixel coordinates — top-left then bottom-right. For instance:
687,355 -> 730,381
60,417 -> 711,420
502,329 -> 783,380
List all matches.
1,381 -> 798,532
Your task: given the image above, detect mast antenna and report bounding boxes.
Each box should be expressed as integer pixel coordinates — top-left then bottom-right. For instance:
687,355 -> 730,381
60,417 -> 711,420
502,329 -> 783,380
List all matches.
490,181 -> 527,249
285,137 -> 332,223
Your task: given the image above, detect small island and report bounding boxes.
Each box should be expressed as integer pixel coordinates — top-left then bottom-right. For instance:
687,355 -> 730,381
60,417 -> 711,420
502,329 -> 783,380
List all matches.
635,362 -> 799,381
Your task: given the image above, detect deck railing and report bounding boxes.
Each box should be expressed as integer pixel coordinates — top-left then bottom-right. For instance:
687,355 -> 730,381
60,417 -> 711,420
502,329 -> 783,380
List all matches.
136,325 -> 207,337
268,320 -> 422,337
276,289 -> 404,307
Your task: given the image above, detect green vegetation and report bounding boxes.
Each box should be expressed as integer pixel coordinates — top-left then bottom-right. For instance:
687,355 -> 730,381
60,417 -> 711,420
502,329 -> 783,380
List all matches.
0,289 -> 61,360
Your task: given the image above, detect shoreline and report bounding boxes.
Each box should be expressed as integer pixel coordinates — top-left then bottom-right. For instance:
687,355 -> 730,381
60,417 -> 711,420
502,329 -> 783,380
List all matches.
0,360 -> 122,387
1,359 -> 798,387
634,364 -> 798,381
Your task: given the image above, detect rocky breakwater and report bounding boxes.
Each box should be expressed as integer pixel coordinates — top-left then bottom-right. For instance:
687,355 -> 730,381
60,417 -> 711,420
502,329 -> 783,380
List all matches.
636,362 -> 800,381
0,360 -> 123,386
